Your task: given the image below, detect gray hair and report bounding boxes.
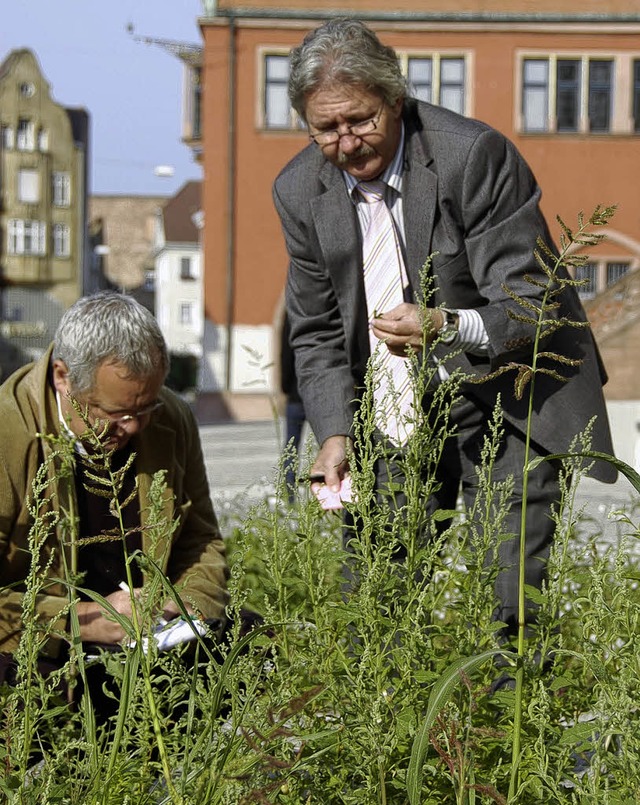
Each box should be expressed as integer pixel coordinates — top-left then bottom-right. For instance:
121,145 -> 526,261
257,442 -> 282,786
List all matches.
288,19 -> 407,120
53,291 -> 169,394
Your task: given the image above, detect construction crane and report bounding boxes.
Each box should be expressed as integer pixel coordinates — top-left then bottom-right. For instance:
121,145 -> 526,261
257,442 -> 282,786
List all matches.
126,23 -> 203,66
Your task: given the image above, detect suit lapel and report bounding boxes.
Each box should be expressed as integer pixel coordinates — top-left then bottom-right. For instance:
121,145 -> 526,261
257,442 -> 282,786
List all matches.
311,163 -> 366,345
402,111 -> 439,303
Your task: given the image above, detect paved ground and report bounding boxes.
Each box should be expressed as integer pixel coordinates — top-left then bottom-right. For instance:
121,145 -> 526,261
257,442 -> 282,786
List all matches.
199,420 -> 639,541
199,420 -> 285,501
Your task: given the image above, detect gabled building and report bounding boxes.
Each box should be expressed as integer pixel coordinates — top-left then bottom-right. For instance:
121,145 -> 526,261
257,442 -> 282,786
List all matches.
188,1 -> 640,411
0,48 -> 90,376
154,180 -> 204,392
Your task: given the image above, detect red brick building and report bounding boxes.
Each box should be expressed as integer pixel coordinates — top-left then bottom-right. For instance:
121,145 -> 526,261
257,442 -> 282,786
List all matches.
189,1 -> 640,409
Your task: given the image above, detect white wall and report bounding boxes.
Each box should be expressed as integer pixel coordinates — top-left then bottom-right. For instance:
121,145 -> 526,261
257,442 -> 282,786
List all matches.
155,245 -> 203,357
201,321 -> 274,393
607,401 -> 640,471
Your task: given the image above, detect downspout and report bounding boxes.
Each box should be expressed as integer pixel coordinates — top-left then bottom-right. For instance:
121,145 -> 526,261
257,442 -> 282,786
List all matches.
224,15 -> 237,391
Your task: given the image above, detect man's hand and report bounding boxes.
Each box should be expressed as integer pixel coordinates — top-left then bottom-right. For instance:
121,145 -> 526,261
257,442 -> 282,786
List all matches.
76,588 -> 141,644
310,434 -> 351,494
76,589 -> 197,645
371,303 -> 444,356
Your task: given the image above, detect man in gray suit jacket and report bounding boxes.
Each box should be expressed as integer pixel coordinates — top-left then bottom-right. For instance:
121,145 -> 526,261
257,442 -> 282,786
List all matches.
273,19 -> 616,634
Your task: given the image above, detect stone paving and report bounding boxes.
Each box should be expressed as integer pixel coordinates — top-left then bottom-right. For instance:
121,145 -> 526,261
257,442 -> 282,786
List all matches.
199,420 -> 639,543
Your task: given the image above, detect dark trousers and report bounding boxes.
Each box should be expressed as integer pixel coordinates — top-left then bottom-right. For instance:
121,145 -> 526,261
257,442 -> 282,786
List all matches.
370,395 -> 561,634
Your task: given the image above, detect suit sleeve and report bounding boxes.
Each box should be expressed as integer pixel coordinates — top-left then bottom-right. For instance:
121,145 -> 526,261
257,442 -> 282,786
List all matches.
273,175 -> 358,445
457,127 -> 573,367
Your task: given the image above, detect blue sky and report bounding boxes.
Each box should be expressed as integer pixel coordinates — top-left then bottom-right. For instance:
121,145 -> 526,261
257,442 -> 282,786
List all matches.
3,0 -> 204,196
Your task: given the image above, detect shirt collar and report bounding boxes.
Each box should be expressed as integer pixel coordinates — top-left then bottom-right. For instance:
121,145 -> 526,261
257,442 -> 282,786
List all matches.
56,389 -> 88,456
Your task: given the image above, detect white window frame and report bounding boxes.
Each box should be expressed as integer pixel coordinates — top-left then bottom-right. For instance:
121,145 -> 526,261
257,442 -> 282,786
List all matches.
53,223 -> 71,258
179,301 -> 195,326
517,51 -> 638,135
52,172 -> 71,207
8,219 -> 47,256
258,49 -> 305,130
400,52 -> 470,117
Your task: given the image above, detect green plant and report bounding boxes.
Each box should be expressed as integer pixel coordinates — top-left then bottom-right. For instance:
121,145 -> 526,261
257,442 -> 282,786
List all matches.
2,209 -> 640,803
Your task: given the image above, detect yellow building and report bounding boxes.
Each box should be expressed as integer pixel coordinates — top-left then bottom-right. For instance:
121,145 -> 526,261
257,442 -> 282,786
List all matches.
0,48 -> 89,373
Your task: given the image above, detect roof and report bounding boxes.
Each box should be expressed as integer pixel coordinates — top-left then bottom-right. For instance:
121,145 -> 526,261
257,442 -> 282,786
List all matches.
162,180 -> 202,244
0,48 -> 43,82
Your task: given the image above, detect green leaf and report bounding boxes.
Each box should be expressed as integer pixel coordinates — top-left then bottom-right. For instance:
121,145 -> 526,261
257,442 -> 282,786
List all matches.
549,676 -> 574,692
1,774 -> 22,791
528,450 -> 640,494
559,720 -> 598,747
524,584 -> 545,605
406,648 -> 514,804
431,508 -> 459,523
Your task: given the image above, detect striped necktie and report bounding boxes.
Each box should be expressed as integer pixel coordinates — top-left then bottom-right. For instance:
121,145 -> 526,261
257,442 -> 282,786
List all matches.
357,180 -> 414,445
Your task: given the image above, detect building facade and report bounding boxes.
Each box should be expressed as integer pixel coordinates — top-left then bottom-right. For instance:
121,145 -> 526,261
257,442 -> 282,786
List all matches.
190,1 -> 640,409
88,194 -> 169,312
0,49 -> 89,376
154,180 -> 204,392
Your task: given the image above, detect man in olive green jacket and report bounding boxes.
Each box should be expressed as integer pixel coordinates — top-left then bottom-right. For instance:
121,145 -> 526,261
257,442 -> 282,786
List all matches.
0,292 -> 228,661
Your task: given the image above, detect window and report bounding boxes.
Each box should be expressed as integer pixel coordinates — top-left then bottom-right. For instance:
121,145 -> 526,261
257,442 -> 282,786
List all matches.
1,125 -> 14,150
521,54 -> 633,134
264,54 -> 293,128
408,58 -> 433,102
606,262 -> 629,286
633,59 -> 640,133
180,256 -> 196,280
179,301 -> 194,326
7,219 -> 46,256
522,60 -> 549,132
190,66 -> 202,139
406,56 -> 466,114
588,60 -> 613,132
19,82 -> 35,98
52,172 -> 71,206
53,223 -> 71,257
556,60 -> 580,132
38,128 -> 49,151
17,169 -> 40,204
575,262 -> 598,300
261,53 -> 305,130
16,118 -> 35,151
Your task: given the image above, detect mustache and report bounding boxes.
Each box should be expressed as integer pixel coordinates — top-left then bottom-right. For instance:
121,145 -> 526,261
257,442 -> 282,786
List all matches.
336,143 -> 376,165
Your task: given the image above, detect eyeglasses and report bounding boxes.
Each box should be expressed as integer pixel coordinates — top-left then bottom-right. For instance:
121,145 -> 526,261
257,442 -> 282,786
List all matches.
86,400 -> 164,430
308,105 -> 384,146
